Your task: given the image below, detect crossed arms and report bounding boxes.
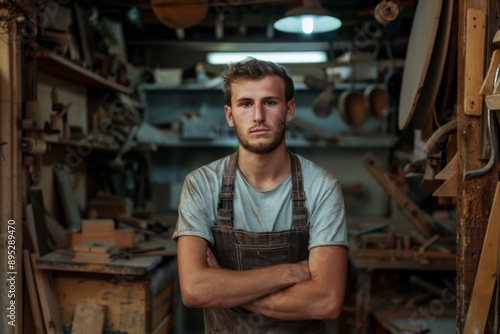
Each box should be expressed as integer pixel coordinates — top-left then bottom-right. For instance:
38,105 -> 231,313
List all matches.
177,235 -> 348,320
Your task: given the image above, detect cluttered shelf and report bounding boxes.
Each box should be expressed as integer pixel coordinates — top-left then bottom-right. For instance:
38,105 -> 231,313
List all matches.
44,137 -> 120,152
28,49 -> 131,94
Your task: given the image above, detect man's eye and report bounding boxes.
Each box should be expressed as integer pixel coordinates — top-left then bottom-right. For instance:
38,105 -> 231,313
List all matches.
240,102 -> 252,107
265,100 -> 277,106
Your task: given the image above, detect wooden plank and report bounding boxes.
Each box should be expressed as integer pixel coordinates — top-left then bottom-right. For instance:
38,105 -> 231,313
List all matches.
352,248 -> 455,260
362,153 -> 436,237
464,8 -> 486,116
433,171 -> 458,197
435,153 -> 458,180
71,302 -> 104,334
152,314 -> 174,334
28,190 -> 51,256
25,204 -> 41,255
479,49 -> 500,95
81,219 -> 115,235
87,199 -> 132,218
44,213 -> 67,249
52,162 -> 81,232
73,241 -> 117,254
67,228 -> 136,249
23,250 -> 46,334
463,182 -> 500,334
31,253 -> 64,334
28,49 -> 130,94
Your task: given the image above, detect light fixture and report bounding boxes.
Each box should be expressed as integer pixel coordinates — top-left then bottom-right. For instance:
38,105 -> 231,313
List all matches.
273,0 -> 342,34
207,51 -> 328,64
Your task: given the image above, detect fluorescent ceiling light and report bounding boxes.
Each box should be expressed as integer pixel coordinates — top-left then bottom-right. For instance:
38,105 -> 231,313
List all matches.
207,51 -> 328,64
274,0 -> 342,34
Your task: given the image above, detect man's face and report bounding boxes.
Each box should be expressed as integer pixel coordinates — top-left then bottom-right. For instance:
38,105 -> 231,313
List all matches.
224,75 -> 295,154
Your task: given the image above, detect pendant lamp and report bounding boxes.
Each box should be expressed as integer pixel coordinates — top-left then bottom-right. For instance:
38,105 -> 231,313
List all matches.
273,0 -> 342,34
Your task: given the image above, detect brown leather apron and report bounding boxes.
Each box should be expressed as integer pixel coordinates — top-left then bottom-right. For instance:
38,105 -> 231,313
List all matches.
204,152 -> 326,333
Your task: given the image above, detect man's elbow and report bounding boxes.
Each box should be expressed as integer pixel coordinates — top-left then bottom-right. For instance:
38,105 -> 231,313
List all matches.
313,299 -> 343,320
180,284 -> 212,308
320,303 -> 342,320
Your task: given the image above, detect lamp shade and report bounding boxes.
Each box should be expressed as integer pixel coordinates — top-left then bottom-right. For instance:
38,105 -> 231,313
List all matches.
273,1 -> 342,34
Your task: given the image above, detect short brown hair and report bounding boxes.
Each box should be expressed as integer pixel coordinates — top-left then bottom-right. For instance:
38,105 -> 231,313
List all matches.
221,57 -> 295,106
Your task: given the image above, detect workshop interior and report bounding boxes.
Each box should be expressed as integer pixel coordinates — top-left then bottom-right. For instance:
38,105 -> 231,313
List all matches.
0,0 -> 499,333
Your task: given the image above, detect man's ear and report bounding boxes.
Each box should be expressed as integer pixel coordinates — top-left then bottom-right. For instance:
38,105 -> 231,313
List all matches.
286,99 -> 296,123
225,105 -> 234,127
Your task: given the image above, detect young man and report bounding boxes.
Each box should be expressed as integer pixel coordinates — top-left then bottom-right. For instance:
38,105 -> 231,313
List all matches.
173,57 -> 348,333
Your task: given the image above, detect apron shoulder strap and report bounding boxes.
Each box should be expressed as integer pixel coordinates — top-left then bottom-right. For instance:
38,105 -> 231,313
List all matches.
290,152 -> 308,229
217,152 -> 238,227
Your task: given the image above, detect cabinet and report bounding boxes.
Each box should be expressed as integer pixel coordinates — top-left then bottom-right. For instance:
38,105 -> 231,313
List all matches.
36,252 -> 178,333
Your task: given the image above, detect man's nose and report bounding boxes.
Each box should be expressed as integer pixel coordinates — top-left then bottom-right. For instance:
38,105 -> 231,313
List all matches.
254,103 -> 265,122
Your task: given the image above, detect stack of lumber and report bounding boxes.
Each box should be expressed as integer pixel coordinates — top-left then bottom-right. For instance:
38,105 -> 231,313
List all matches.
72,241 -> 119,264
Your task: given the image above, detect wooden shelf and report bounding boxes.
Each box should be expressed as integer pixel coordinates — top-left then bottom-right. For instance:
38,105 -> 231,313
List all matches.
30,50 -> 131,94
45,137 -> 120,152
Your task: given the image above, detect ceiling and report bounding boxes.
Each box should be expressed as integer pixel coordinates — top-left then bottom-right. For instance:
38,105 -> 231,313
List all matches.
96,0 -> 417,59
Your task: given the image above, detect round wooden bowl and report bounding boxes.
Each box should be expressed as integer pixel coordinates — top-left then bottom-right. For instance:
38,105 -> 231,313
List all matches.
364,85 -> 389,118
338,90 -> 367,128
151,0 -> 209,29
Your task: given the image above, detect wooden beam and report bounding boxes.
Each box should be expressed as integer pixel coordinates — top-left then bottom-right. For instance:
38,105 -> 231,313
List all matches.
0,17 -> 24,334
456,0 -> 497,332
464,182 -> 500,334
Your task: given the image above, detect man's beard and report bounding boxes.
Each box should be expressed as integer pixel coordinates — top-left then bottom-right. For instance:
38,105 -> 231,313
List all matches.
234,122 -> 286,154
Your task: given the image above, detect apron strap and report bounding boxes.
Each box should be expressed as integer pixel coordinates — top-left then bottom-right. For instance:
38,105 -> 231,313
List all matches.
290,152 -> 308,230
217,151 -> 308,229
217,151 -> 238,227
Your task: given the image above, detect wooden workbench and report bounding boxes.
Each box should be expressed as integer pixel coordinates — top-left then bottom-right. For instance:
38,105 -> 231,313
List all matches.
350,250 -> 456,334
36,251 -> 177,334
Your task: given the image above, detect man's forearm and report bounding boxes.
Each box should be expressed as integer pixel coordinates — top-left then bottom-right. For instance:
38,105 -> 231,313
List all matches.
242,279 -> 343,320
241,246 -> 348,320
180,261 -> 310,309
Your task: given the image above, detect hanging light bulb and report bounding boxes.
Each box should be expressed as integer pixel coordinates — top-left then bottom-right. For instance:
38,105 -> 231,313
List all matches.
274,0 -> 342,34
302,17 -> 314,34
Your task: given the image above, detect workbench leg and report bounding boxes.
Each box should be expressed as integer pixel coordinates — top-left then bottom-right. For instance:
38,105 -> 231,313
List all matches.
356,269 -> 371,334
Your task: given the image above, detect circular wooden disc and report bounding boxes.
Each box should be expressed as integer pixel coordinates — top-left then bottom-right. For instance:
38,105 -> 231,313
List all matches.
398,0 -> 443,130
412,0 -> 454,129
151,0 -> 209,29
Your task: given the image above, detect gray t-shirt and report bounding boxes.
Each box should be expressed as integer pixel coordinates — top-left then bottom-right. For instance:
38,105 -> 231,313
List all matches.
173,153 -> 348,250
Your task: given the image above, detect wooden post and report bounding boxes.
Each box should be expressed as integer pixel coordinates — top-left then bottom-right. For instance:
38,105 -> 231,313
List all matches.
0,13 -> 24,334
355,269 -> 372,334
456,0 -> 498,332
